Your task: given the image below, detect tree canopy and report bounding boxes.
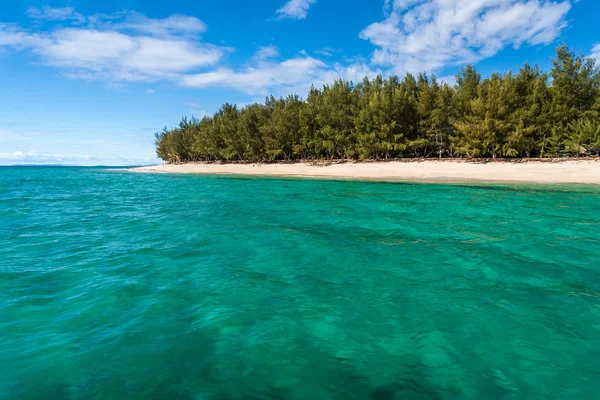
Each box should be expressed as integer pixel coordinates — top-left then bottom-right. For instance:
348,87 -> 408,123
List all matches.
155,45 -> 600,163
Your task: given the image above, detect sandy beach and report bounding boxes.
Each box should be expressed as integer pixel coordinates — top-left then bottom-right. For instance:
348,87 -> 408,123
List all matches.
132,159 -> 600,184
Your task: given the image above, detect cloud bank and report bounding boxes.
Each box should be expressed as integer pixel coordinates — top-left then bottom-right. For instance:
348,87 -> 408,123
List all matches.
0,149 -> 156,166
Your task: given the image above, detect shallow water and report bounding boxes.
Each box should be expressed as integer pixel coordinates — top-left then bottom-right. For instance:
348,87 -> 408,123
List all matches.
1,166 -> 600,399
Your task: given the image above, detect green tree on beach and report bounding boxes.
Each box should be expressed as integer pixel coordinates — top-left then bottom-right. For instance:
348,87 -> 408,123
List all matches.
155,45 -> 600,163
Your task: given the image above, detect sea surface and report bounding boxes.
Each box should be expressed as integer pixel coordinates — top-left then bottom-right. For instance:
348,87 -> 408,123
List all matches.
1,166 -> 600,399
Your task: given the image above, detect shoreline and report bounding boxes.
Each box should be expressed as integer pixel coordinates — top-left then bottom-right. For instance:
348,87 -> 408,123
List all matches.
130,159 -> 600,185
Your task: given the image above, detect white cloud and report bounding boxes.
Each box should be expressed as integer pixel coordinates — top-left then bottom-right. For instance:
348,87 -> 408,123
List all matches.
314,47 -> 335,56
276,0 -> 317,20
0,124 -> 161,166
0,149 -> 156,166
0,10 -> 228,83
1,149 -> 59,163
114,12 -> 207,38
26,6 -> 85,24
146,89 -> 155,94
180,45 -> 379,96
181,57 -> 327,94
254,45 -> 280,61
181,55 -> 380,96
591,43 -> 600,63
360,0 -> 572,75
0,23 -> 49,49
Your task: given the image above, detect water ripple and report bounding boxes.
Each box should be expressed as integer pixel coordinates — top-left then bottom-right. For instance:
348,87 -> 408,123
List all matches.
1,167 -> 600,399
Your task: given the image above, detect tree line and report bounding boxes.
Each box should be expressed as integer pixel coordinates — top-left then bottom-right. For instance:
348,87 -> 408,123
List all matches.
155,45 -> 600,163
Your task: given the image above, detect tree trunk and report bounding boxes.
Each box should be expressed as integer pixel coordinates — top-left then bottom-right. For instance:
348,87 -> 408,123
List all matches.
540,134 -> 546,158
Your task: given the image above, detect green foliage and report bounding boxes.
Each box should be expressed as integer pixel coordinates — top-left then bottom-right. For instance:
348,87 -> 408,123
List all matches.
565,118 -> 600,154
155,45 -> 600,162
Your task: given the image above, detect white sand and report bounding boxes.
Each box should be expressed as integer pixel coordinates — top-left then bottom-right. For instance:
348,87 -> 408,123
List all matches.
131,160 -> 600,184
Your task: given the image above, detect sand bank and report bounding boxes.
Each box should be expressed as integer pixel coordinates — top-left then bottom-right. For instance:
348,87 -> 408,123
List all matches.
132,159 -> 600,184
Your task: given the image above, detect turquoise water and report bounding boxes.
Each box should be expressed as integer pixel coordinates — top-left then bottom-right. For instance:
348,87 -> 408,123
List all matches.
2,167 -> 600,399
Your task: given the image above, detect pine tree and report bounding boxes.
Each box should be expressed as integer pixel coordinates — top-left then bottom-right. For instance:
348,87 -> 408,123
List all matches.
238,104 -> 266,161
154,45 -> 600,163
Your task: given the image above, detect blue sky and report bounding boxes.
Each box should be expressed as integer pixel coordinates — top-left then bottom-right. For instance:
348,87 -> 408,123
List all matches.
1,0 -> 599,165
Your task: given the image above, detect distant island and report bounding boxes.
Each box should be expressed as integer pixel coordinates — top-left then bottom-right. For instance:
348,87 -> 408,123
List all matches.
144,45 -> 600,184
